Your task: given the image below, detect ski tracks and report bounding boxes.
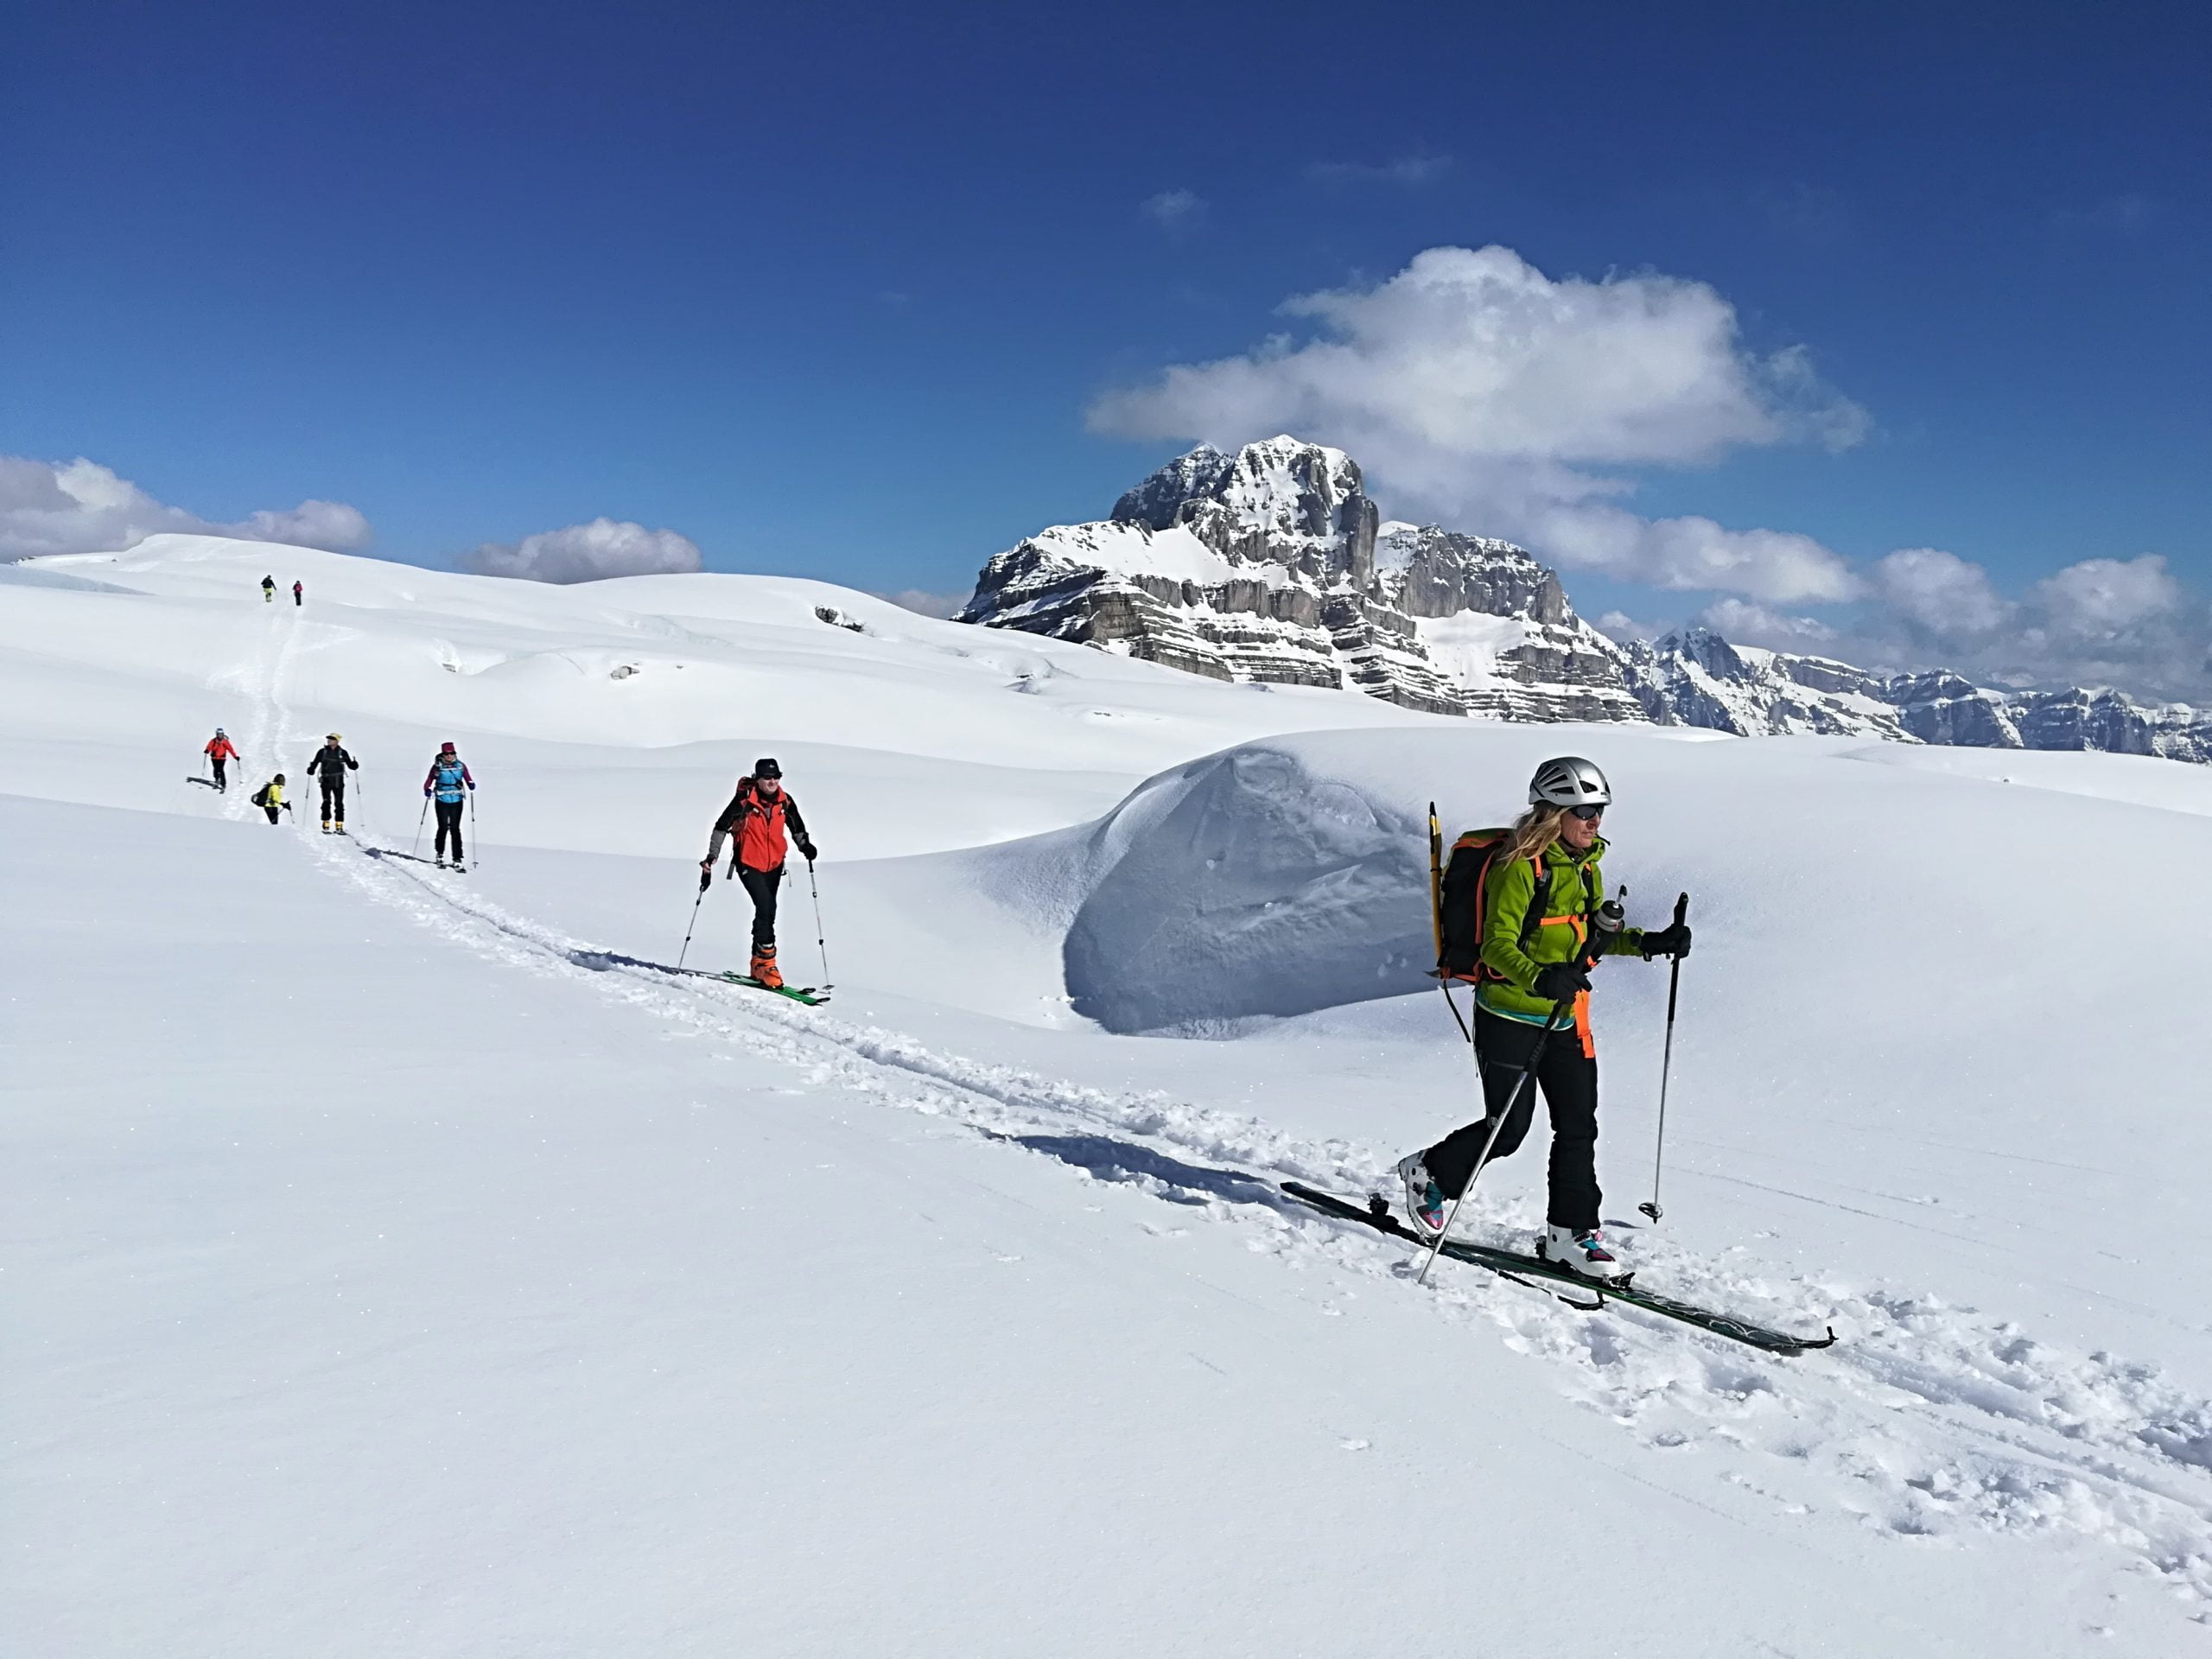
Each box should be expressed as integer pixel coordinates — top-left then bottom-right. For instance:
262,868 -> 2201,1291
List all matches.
241,635 -> 2212,1610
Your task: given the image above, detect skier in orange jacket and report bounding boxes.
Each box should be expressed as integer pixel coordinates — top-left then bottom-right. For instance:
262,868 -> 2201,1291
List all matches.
700,759 -> 817,988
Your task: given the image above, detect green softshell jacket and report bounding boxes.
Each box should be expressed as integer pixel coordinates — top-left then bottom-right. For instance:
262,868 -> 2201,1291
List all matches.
1473,833 -> 1647,1022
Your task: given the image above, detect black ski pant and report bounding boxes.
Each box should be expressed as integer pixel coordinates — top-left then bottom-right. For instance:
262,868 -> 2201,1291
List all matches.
320,776 -> 346,825
737,863 -> 782,952
1422,1007 -> 1603,1232
263,804 -> 283,825
434,798 -> 465,861
212,757 -> 227,791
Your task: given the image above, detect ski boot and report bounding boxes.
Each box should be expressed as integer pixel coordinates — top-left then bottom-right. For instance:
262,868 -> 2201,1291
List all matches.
1395,1152 -> 1446,1240
749,946 -> 784,990
1536,1224 -> 1624,1281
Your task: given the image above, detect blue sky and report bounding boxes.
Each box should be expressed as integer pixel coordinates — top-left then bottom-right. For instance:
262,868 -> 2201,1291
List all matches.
3,1 -> 2206,688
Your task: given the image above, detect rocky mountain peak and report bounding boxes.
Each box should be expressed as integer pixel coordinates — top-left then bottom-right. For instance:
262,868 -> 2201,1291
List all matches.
1111,437 -> 1378,589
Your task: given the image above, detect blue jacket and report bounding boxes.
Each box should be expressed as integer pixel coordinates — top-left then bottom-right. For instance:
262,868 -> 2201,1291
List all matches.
423,757 -> 474,803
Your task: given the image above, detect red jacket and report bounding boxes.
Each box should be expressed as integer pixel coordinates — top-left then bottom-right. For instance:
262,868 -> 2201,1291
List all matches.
205,736 -> 239,760
710,779 -> 810,873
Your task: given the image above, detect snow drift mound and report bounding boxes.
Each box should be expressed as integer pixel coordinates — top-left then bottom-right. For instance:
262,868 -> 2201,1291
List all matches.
1054,741 -> 1433,1033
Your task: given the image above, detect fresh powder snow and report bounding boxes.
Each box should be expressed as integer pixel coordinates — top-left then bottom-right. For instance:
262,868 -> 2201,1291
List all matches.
6,534 -> 2210,1655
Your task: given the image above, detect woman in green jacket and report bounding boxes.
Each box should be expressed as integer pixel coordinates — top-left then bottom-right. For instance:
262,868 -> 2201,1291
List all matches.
1397,756 -> 1690,1280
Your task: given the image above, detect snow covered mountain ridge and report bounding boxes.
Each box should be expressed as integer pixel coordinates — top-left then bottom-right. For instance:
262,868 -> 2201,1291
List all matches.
959,438 -> 2212,765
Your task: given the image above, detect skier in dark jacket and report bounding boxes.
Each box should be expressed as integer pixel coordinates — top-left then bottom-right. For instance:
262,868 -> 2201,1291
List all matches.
307,734 -> 359,833
204,728 -> 239,791
292,580 -> 303,607
423,742 -> 474,868
261,575 -> 276,603
701,758 -> 816,988
1395,757 -> 1691,1281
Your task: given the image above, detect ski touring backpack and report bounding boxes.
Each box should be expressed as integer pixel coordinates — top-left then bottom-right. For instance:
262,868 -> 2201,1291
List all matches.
251,784 -> 272,809
1435,827 -> 1552,982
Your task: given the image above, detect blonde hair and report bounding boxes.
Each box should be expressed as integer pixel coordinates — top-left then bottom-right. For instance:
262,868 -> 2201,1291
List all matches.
1499,802 -> 1571,867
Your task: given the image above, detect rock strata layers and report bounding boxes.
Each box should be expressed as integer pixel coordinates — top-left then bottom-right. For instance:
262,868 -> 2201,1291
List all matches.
957,436 -> 2209,766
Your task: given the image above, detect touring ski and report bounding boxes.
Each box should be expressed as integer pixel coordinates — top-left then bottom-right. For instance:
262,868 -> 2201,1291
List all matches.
718,972 -> 830,1005
1281,1181 -> 1834,1356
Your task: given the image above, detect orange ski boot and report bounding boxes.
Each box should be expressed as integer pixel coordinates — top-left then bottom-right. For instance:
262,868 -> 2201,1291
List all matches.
749,946 -> 784,990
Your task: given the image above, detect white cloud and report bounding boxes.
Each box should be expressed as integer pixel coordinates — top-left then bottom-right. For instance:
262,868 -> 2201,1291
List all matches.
2031,555 -> 2181,638
0,454 -> 372,561
1592,610 -> 1662,644
1695,597 -> 1838,650
1307,156 -> 1452,187
461,518 -> 702,584
1827,549 -> 2208,702
1872,546 -> 2010,639
1089,244 -> 1869,601
1141,189 -> 1205,230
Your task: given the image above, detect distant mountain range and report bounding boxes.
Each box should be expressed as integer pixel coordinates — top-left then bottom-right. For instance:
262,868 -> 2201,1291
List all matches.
958,436 -> 2212,766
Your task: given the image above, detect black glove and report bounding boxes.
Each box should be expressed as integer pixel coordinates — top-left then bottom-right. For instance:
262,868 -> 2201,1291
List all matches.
697,861 -> 713,894
1640,922 -> 1692,961
798,840 -> 817,863
1532,960 -> 1592,1002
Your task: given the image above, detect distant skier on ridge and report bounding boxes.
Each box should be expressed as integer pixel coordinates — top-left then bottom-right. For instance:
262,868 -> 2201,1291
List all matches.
700,758 -> 816,990
1395,756 -> 1691,1281
261,575 -> 276,603
307,733 -> 358,834
423,741 -> 474,869
203,728 -> 239,791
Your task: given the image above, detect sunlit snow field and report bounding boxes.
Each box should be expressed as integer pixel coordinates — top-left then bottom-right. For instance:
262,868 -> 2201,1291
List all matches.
6,537 -> 2211,1656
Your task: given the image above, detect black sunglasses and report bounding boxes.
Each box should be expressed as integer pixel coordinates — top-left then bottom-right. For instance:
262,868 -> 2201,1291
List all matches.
1566,804 -> 1605,821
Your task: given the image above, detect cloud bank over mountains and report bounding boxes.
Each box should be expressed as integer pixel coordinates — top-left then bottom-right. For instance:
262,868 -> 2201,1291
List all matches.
1092,244 -> 2206,702
0,455 -> 371,562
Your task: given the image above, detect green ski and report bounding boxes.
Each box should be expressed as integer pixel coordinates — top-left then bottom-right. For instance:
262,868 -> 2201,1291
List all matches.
718,972 -> 831,1006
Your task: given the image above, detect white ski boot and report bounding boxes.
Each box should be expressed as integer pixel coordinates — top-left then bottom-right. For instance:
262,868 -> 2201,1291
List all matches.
1395,1153 -> 1446,1240
1537,1224 -> 1624,1281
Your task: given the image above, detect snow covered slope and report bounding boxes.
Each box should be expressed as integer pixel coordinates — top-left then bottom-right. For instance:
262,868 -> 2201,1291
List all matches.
7,535 -> 2212,1655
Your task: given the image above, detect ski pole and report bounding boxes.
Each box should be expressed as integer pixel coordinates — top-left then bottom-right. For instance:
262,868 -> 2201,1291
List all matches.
1417,888 -> 1624,1287
468,791 -> 479,865
677,868 -> 710,971
1638,892 -> 1691,1224
412,795 -> 429,856
806,858 -> 831,988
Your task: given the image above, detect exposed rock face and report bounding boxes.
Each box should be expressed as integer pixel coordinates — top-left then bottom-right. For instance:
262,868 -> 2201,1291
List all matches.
1622,628 -> 1913,741
1628,644 -> 2212,765
959,435 -> 2209,766
1376,524 -> 1646,723
961,439 -> 1643,722
1885,671 -> 2021,747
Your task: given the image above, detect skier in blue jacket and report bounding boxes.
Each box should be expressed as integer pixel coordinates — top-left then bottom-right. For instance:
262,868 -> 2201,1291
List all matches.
423,741 -> 475,868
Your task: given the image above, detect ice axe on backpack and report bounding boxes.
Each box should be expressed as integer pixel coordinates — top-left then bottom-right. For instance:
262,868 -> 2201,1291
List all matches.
1637,891 -> 1691,1224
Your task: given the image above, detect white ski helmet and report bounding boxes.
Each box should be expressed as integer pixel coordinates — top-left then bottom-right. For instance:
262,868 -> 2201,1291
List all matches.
1529,755 -> 1611,809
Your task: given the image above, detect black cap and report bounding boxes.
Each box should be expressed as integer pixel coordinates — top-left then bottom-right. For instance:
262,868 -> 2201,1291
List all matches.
753,757 -> 781,779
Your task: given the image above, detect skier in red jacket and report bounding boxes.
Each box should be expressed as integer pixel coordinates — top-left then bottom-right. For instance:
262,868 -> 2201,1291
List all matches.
203,728 -> 240,792
700,758 -> 817,988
